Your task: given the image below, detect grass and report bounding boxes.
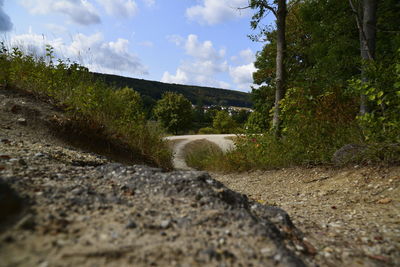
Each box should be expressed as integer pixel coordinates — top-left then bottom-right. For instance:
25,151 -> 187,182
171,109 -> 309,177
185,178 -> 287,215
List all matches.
183,139 -> 226,171
0,44 -> 172,170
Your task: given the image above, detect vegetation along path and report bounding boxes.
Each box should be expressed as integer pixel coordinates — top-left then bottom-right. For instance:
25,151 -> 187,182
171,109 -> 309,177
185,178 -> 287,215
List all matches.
165,135 -> 235,170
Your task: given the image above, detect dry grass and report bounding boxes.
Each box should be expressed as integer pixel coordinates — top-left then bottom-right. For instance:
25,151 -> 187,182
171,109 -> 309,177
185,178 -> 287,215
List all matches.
183,139 -> 224,170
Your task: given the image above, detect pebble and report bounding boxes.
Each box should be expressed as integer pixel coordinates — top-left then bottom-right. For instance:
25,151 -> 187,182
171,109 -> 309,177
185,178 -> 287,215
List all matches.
160,219 -> 171,229
17,118 -> 27,125
126,221 -> 137,229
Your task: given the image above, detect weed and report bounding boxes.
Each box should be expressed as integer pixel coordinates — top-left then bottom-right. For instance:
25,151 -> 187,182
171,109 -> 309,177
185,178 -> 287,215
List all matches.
0,43 -> 172,169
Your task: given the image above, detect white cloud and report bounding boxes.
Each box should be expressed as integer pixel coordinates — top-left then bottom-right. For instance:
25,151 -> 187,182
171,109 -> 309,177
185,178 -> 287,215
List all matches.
0,0 -> 13,32
239,48 -> 255,64
161,68 -> 188,84
161,34 -> 229,88
186,0 -> 249,25
20,0 -> 101,25
229,62 -> 256,91
184,34 -> 226,60
10,32 -> 148,76
96,0 -> 137,18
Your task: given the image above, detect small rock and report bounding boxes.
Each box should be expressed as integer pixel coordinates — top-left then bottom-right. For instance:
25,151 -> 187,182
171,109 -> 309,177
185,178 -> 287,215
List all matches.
332,144 -> 367,165
323,247 -> 334,253
377,198 -> 392,204
17,118 -> 27,125
34,152 -> 45,158
71,188 -> 84,195
160,219 -> 171,229
260,246 -> 275,257
126,221 -> 137,229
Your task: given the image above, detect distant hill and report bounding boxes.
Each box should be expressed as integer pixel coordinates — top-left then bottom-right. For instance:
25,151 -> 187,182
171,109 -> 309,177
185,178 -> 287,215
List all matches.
92,72 -> 252,108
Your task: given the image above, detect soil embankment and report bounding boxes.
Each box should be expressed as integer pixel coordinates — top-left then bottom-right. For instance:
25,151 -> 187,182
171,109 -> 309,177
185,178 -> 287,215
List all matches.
0,87 -> 312,266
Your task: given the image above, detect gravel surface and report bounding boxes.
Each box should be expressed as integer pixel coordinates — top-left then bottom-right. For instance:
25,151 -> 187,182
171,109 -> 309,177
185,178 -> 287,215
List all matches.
0,87 -> 315,266
212,166 -> 400,267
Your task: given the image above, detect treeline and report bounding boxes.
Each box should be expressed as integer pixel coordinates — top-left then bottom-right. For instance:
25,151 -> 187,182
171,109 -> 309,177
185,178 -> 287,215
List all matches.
152,91 -> 251,135
91,72 -> 252,108
194,0 -> 400,171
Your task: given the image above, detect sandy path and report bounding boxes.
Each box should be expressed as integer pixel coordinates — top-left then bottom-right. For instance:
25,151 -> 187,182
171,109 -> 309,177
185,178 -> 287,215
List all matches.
165,134 -> 236,170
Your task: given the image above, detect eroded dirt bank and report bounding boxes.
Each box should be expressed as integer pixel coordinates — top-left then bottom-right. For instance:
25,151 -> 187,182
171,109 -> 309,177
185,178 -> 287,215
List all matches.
212,165 -> 400,266
0,87 -> 315,266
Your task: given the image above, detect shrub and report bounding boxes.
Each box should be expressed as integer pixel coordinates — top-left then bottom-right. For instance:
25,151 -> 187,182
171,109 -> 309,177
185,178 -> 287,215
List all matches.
183,139 -> 225,170
212,110 -> 237,134
198,127 -> 219,134
0,44 -> 172,169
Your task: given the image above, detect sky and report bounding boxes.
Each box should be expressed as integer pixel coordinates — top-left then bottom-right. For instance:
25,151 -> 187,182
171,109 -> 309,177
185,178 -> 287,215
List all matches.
0,0 -> 274,92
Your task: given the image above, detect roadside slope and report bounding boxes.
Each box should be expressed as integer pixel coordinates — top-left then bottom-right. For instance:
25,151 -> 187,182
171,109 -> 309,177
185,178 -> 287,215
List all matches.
0,87 -> 313,266
212,166 -> 400,266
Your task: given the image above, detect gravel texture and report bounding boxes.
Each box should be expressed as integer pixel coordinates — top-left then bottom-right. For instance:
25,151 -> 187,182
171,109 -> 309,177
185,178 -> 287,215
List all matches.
0,87 -> 314,266
212,166 -> 400,267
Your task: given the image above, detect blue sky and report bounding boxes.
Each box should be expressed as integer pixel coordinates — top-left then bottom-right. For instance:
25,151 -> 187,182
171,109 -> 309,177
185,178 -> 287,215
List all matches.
0,0 -> 273,92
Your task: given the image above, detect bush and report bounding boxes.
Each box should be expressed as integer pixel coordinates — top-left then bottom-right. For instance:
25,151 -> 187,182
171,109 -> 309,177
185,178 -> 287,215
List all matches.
183,139 -> 225,170
349,53 -> 400,144
0,44 -> 172,169
212,110 -> 237,134
198,127 -> 219,134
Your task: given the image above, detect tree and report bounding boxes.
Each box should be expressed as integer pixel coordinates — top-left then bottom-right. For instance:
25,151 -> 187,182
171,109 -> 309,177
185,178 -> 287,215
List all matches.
249,0 -> 287,137
113,87 -> 145,125
153,92 -> 192,134
213,110 -> 237,134
349,0 -> 378,114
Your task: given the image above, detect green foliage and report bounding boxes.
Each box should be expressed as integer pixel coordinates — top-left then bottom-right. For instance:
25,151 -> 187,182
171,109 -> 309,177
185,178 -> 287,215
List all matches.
245,111 -> 268,133
93,72 -> 252,108
0,44 -> 172,169
153,92 -> 193,134
220,0 -> 400,171
198,127 -> 219,134
212,110 -> 237,134
349,53 -> 400,143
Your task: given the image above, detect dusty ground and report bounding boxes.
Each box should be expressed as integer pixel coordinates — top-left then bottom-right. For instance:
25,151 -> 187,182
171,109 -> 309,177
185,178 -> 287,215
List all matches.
1,86 -> 399,266
212,166 -> 400,266
0,87 -> 314,266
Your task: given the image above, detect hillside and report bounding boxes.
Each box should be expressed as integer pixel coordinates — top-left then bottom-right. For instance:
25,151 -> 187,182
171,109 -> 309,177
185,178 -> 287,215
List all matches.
92,72 -> 253,107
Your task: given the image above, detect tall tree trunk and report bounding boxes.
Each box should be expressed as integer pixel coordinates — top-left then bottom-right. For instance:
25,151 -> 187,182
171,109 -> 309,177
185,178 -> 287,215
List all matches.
359,0 -> 377,115
272,0 -> 287,137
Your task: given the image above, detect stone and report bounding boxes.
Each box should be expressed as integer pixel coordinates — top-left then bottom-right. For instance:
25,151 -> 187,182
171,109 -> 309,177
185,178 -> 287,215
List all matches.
17,117 -> 27,125
160,219 -> 171,229
332,144 -> 367,165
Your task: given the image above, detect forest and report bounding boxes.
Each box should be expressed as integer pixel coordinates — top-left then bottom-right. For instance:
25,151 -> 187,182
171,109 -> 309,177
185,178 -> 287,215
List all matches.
92,72 -> 252,108
0,0 -> 399,171
190,0 -> 400,170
